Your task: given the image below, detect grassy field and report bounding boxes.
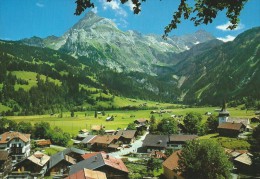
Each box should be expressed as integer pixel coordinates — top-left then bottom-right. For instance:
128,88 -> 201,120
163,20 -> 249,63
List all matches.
198,133 -> 251,150
11,71 -> 61,91
7,107 -> 256,136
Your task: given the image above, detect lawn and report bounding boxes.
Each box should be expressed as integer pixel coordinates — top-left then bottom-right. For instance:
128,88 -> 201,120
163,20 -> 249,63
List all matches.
7,107 -> 255,136
42,147 -> 64,156
198,133 -> 251,150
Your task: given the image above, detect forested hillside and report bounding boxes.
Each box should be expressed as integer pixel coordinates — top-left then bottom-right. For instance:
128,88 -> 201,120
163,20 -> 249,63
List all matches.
0,41 -> 180,115
174,27 -> 260,106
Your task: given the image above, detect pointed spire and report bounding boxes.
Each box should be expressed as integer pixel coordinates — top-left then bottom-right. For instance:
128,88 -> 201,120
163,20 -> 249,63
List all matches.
221,100 -> 227,112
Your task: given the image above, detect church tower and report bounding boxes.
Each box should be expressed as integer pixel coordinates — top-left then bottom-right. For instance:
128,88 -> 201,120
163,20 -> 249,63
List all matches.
218,100 -> 229,124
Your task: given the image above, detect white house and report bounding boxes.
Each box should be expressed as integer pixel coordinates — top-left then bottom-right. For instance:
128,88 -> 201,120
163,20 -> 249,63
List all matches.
0,131 -> 31,162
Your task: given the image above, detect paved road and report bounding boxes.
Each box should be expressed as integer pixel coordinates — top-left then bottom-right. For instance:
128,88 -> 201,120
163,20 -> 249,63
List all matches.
110,131 -> 149,157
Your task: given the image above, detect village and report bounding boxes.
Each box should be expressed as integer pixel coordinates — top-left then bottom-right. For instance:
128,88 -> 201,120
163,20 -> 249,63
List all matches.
0,103 -> 259,179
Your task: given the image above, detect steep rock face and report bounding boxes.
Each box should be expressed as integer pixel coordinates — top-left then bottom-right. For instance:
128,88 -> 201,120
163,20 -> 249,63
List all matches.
20,12 -> 215,74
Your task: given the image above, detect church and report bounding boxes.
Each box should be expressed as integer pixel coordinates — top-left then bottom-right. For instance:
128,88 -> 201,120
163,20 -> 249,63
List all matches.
217,102 -> 250,137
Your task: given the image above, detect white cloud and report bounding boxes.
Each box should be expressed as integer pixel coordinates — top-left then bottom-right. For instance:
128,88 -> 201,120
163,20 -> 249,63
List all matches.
100,0 -> 127,17
216,21 -> 244,31
91,7 -> 98,14
36,2 -> 44,8
217,35 -> 236,42
125,1 -> 135,11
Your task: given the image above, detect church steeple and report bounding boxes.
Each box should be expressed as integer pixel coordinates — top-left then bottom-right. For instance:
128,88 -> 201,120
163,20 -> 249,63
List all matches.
218,100 -> 229,124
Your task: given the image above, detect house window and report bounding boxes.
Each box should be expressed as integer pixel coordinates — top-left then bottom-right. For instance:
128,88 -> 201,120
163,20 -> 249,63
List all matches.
15,138 -> 19,142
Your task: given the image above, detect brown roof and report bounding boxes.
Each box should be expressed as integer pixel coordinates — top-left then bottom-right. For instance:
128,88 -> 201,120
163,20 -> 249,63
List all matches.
218,122 -> 245,131
90,135 -> 117,145
163,150 -> 181,175
0,131 -> 30,144
115,130 -> 136,139
0,150 -> 9,160
101,153 -> 128,173
66,168 -> 107,179
35,139 -> 51,146
169,135 -> 198,142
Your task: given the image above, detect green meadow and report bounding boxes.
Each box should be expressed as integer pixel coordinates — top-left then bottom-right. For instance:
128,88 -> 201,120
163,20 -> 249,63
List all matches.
6,107 -> 255,136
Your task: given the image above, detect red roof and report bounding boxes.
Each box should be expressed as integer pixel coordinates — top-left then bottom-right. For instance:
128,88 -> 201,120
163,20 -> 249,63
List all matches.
163,150 -> 182,175
66,168 -> 107,179
101,153 -> 128,173
82,152 -> 102,160
0,131 -> 30,144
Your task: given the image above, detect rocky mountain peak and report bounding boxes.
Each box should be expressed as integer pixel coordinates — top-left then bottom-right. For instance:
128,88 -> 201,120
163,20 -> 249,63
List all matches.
70,11 -> 117,31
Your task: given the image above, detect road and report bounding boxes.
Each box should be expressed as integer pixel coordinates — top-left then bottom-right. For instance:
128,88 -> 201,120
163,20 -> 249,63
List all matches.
110,131 -> 149,157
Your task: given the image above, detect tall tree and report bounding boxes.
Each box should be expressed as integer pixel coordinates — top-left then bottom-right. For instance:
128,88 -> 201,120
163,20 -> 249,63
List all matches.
183,112 -> 202,134
157,118 -> 178,135
206,115 -> 219,133
178,140 -> 232,179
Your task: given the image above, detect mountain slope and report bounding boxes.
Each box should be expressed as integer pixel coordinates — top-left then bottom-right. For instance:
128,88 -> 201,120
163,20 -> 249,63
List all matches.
21,12 -> 215,74
174,27 -> 260,105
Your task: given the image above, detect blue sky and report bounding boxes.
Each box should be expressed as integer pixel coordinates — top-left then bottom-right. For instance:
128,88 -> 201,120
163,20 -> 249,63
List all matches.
0,0 -> 259,42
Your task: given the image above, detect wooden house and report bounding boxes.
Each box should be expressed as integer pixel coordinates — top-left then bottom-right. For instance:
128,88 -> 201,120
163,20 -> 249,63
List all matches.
218,122 -> 246,137
115,130 -> 137,144
71,152 -> 128,179
163,150 -> 184,179
0,131 -> 31,162
47,147 -> 87,177
13,151 -> 50,178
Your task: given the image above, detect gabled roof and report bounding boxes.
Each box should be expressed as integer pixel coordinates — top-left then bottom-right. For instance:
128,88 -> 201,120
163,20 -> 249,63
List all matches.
27,151 -> 50,166
142,134 -> 168,148
234,153 -> 252,166
0,131 -> 30,144
69,152 -> 128,175
169,135 -> 198,142
218,122 -> 245,131
163,150 -> 182,176
66,168 -> 107,179
48,147 -> 86,169
81,135 -> 97,144
115,130 -> 136,139
90,135 -> 118,145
